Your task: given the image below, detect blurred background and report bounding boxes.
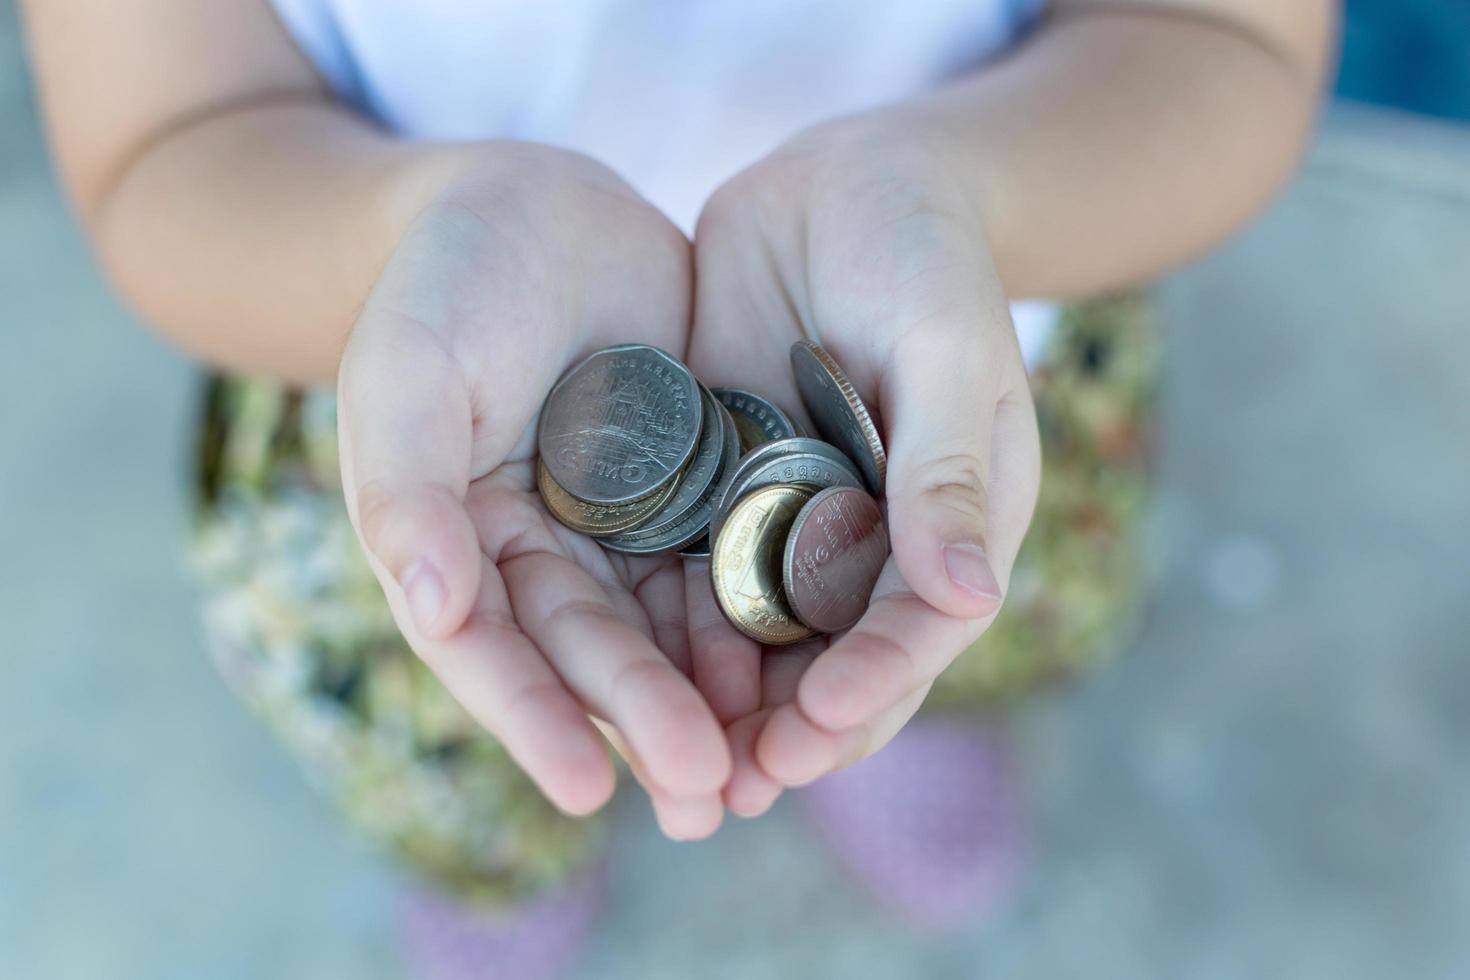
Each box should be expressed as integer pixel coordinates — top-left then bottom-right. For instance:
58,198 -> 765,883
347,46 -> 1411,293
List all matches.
2,1 -> 1467,978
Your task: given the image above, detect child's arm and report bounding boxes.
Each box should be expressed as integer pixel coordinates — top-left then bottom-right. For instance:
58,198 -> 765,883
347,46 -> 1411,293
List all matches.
24,0 -> 501,384
26,0 -> 737,825
909,0 -> 1335,298
686,0 -> 1334,802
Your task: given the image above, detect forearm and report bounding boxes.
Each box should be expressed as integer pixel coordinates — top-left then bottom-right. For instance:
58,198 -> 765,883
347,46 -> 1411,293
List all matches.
22,0 -> 496,384
89,102 -> 483,384
894,4 -> 1333,298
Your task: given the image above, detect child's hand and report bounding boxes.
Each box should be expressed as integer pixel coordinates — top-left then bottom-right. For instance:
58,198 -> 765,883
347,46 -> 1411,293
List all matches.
684,122 -> 1042,813
336,146 -> 733,836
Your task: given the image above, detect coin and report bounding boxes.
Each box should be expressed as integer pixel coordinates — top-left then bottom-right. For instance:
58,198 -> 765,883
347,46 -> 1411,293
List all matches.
600,395 -> 741,555
538,345 -> 702,505
782,487 -> 889,633
537,459 -> 682,536
711,484 -> 817,645
789,341 -> 886,493
709,450 -> 863,550
600,388 -> 726,537
708,437 -> 862,547
679,535 -> 711,559
712,387 -> 800,454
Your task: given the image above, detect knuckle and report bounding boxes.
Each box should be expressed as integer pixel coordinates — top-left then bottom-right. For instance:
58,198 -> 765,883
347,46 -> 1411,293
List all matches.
355,480 -> 460,559
546,596 -> 621,628
910,453 -> 990,526
460,605 -> 524,646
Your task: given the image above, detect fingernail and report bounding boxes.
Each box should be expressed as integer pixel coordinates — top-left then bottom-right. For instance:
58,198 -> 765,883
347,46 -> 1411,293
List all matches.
401,559 -> 445,632
942,543 -> 1003,601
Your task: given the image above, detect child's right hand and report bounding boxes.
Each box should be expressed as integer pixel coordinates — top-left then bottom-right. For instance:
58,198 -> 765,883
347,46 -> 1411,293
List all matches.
335,145 -> 734,835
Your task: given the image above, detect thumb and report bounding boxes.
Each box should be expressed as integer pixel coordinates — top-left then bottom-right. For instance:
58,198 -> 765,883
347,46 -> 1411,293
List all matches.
881,318 -> 1018,621
338,318 -> 481,641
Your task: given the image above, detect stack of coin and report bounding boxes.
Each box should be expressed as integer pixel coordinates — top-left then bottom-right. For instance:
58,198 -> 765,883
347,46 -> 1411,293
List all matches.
536,344 -> 737,557
537,340 -> 890,643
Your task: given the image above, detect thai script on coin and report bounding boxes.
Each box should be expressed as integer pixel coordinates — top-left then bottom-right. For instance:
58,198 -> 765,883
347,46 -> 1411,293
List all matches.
712,387 -> 800,454
708,437 -> 863,551
782,486 -> 888,633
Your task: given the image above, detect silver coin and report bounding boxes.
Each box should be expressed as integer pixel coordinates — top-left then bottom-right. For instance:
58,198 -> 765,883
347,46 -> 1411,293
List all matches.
711,387 -> 799,453
602,412 -> 739,555
715,437 -> 860,515
708,437 -> 863,548
538,345 -> 701,505
790,341 -> 886,493
600,391 -> 737,554
678,535 -> 711,559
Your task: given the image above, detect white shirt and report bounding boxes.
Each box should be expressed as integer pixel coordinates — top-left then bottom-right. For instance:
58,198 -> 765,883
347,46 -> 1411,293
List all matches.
270,0 -> 1056,362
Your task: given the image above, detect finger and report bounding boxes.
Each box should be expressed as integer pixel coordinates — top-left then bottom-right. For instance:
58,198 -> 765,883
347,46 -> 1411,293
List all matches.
718,639 -> 826,817
684,560 -> 762,725
797,336 -> 1041,732
650,793 -> 726,842
880,312 -> 1028,621
756,685 -> 929,788
795,561 -> 984,731
760,639 -> 826,706
415,556 -> 615,816
595,718 -> 724,840
757,705 -> 852,787
339,317 -> 480,640
499,547 -> 732,799
634,562 -> 692,676
723,709 -> 783,817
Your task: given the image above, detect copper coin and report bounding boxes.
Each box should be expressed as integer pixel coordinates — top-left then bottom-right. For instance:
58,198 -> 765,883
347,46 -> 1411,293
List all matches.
782,487 -> 888,633
711,484 -> 816,645
790,341 -> 886,493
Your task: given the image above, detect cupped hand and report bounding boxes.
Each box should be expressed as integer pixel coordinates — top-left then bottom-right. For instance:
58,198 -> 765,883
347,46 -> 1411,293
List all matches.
683,121 -> 1042,815
337,145 -> 731,838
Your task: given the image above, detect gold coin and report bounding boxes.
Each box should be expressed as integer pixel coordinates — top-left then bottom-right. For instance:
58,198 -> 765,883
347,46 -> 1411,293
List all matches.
538,460 -> 682,536
711,484 -> 817,645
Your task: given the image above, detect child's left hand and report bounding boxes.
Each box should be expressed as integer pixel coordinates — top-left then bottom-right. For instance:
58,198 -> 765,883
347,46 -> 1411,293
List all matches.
683,120 -> 1042,813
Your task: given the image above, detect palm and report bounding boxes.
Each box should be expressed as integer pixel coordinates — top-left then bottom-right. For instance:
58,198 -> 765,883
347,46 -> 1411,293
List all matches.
339,152 -> 732,828
684,207 -> 876,809
684,146 -> 1041,810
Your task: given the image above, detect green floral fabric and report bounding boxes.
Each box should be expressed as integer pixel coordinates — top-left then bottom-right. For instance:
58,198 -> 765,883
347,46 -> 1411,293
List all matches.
189,293 -> 1157,905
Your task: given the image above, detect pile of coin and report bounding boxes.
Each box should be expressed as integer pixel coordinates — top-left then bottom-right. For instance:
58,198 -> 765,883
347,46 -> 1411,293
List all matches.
537,341 -> 890,644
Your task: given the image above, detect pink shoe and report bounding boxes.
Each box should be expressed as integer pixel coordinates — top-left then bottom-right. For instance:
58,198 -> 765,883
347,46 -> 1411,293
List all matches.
397,865 -> 606,980
798,716 -> 1024,931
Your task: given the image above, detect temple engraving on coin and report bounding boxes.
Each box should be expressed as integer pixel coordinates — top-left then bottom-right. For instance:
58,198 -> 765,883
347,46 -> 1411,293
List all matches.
538,345 -> 701,504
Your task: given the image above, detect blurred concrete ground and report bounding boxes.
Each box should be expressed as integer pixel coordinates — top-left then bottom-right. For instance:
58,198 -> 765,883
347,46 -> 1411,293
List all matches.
2,5 -> 1469,979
